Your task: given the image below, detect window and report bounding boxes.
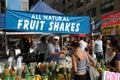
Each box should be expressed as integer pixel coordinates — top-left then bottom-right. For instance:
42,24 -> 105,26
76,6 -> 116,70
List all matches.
86,0 -> 91,4
76,0 -> 83,8
62,0 -> 66,5
87,8 -> 96,17
68,5 -> 74,13
91,8 -> 96,17
86,10 -> 90,16
68,0 -> 72,2
21,0 -> 29,11
103,0 -> 113,3
101,1 -> 114,14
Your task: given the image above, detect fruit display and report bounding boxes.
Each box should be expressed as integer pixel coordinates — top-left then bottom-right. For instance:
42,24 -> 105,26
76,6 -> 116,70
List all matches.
2,61 -> 10,80
35,75 -> 43,80
96,52 -> 116,74
1,54 -> 114,80
36,61 -> 73,80
96,60 -> 110,74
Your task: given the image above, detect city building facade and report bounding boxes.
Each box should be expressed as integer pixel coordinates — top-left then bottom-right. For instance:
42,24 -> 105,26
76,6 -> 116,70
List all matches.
44,0 -> 120,21
0,0 -> 29,13
0,0 -> 5,13
1,0 -> 120,19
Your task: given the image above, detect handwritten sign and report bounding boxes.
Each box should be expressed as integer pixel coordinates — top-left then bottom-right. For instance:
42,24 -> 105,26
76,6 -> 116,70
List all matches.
102,71 -> 120,80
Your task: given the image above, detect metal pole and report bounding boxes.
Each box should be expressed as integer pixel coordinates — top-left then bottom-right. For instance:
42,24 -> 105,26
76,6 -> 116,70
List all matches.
4,31 -> 8,54
5,0 -> 8,55
5,0 -> 7,9
91,19 -> 95,58
61,34 -> 64,50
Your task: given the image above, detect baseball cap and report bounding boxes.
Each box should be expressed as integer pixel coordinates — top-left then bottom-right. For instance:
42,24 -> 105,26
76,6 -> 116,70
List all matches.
53,36 -> 60,40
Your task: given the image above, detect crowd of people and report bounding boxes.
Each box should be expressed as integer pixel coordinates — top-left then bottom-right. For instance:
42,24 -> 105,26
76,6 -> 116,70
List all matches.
7,34 -> 120,80
33,34 -> 120,80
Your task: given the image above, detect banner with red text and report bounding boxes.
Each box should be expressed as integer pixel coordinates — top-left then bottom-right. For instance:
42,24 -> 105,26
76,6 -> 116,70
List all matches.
102,12 -> 120,36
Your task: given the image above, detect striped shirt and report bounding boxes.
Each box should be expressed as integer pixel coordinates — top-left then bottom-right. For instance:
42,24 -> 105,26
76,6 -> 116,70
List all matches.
77,59 -> 87,73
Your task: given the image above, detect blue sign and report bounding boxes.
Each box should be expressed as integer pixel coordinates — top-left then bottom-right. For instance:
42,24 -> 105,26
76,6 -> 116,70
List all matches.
7,0 -> 21,10
93,20 -> 101,33
5,10 -> 90,34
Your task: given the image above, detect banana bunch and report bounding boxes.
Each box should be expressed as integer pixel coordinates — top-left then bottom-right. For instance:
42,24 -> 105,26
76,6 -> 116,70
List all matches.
35,75 -> 43,80
106,68 -> 110,71
97,68 -> 103,73
54,74 -> 65,80
56,65 -> 60,72
97,67 -> 110,73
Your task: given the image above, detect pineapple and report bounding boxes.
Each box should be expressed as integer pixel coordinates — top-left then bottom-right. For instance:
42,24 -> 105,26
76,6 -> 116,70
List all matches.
10,59 -> 17,76
24,65 -> 30,75
3,61 -> 10,80
3,61 -> 10,76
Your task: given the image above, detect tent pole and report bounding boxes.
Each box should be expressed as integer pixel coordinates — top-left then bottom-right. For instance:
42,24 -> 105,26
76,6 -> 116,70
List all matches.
91,19 -> 95,58
4,31 -> 8,55
5,0 -> 8,55
5,0 -> 8,9
61,34 -> 63,50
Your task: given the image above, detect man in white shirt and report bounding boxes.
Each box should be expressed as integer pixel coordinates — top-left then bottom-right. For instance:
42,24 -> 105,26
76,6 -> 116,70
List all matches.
79,37 -> 87,51
94,35 -> 104,62
44,36 -> 68,64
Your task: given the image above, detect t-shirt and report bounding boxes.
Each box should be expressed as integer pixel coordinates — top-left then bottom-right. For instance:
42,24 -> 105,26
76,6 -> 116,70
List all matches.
44,43 -> 60,64
79,40 -> 87,51
94,40 -> 103,53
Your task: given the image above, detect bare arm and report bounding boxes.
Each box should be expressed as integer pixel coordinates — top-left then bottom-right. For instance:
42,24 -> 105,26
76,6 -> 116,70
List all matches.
71,54 -> 77,73
87,52 -> 97,67
115,60 -> 120,72
50,51 -> 68,56
107,60 -> 120,72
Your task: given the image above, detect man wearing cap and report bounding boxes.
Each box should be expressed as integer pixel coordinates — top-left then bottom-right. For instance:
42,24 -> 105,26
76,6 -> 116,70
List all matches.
44,35 -> 68,64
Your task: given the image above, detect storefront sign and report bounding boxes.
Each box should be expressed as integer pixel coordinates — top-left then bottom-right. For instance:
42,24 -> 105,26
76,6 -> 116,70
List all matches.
102,71 -> 120,80
102,12 -> 120,27
5,10 -> 90,34
102,12 -> 120,36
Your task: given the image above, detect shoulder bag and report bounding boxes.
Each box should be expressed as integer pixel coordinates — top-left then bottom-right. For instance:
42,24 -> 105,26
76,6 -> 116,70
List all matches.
85,52 -> 100,80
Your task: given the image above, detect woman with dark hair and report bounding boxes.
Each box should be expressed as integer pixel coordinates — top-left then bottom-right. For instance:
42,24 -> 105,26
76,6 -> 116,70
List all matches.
70,41 -> 96,80
106,39 -> 120,72
36,36 -> 48,62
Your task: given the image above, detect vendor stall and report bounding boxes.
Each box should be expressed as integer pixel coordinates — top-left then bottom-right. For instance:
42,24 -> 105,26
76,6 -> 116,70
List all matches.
0,0 -> 94,78
1,9 -> 91,80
